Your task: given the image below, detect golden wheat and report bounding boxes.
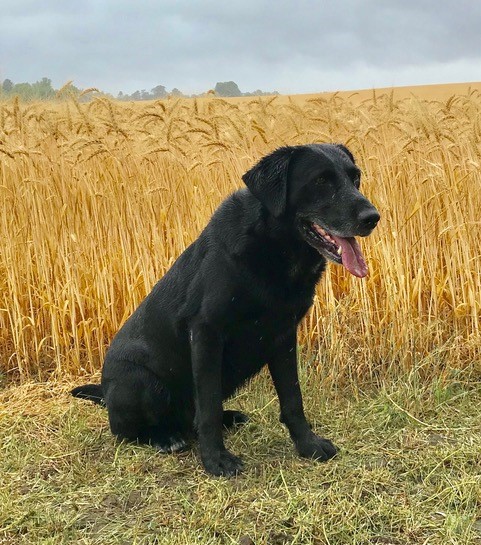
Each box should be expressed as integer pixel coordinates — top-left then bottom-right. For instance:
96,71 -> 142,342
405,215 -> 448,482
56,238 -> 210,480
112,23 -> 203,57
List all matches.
0,91 -> 480,383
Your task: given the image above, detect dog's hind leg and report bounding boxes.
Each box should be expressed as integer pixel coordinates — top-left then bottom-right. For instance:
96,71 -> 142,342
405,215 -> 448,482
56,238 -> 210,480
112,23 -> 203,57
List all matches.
102,361 -> 191,453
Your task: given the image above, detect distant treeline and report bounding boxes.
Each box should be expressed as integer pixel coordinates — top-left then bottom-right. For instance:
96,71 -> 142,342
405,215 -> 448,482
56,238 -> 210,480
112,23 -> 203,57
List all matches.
1,78 -> 278,101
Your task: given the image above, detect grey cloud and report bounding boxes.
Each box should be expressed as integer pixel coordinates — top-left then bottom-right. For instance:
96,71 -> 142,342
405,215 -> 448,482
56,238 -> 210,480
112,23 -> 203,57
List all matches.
1,0 -> 480,94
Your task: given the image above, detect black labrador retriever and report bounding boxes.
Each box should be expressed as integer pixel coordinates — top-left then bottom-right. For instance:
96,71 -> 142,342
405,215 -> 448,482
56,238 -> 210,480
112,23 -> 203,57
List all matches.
72,143 -> 380,476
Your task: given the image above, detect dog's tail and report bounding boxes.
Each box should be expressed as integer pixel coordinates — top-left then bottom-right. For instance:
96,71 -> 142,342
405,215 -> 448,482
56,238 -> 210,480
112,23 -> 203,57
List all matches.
71,383 -> 105,406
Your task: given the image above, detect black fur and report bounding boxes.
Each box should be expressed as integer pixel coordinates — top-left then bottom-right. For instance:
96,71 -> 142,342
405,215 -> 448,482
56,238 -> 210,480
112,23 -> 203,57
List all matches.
71,384 -> 104,406
72,143 -> 380,476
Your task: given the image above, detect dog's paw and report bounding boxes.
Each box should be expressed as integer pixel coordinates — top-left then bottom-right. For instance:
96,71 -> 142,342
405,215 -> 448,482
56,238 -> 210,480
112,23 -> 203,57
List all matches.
152,433 -> 189,453
223,409 -> 249,429
296,434 -> 338,462
202,449 -> 244,477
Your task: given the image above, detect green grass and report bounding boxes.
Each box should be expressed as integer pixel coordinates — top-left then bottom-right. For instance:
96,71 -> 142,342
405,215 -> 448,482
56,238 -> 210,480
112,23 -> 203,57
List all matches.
1,365 -> 481,545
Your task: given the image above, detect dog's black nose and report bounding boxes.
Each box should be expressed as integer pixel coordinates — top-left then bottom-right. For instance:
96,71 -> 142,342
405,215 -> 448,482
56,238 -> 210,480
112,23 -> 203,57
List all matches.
358,208 -> 380,230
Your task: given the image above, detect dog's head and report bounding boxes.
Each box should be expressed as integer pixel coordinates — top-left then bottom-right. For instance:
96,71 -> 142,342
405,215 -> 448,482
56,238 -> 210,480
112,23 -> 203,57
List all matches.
242,144 -> 380,278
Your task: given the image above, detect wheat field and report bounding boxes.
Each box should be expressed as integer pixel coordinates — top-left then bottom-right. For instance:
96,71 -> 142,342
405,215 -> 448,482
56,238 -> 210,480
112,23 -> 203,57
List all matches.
1,88 -> 480,383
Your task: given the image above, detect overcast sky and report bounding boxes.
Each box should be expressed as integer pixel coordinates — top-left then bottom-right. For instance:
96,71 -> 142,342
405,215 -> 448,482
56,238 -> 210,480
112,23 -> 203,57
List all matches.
2,0 -> 481,95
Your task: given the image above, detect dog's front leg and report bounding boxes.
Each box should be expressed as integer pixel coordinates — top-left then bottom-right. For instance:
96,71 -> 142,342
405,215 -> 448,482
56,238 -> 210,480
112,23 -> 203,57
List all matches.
268,330 -> 338,462
191,323 -> 243,477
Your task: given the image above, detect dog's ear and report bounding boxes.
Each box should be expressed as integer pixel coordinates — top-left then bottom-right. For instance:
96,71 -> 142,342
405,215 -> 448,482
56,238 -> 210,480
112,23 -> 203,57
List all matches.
335,144 -> 355,163
242,146 -> 299,217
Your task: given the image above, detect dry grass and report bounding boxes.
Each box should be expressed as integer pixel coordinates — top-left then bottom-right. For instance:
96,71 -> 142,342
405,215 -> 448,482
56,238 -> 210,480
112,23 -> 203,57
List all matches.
1,89 -> 481,383
1,369 -> 481,544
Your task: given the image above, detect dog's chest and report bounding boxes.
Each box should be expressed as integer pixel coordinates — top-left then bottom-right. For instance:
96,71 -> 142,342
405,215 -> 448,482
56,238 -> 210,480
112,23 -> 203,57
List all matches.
225,297 -> 309,349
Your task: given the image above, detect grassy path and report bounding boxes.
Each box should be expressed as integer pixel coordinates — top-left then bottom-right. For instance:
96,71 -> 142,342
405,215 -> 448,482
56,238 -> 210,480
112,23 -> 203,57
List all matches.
1,369 -> 480,544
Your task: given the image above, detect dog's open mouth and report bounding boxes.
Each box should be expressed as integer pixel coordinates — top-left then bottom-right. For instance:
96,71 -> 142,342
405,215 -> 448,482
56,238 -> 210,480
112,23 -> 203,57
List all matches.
303,222 -> 368,278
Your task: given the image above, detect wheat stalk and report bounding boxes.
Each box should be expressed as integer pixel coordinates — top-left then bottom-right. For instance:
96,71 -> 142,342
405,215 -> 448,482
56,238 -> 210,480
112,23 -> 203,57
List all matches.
0,91 -> 480,382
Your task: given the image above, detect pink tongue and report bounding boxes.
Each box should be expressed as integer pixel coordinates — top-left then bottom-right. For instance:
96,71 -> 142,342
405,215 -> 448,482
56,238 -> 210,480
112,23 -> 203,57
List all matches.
332,236 -> 368,278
